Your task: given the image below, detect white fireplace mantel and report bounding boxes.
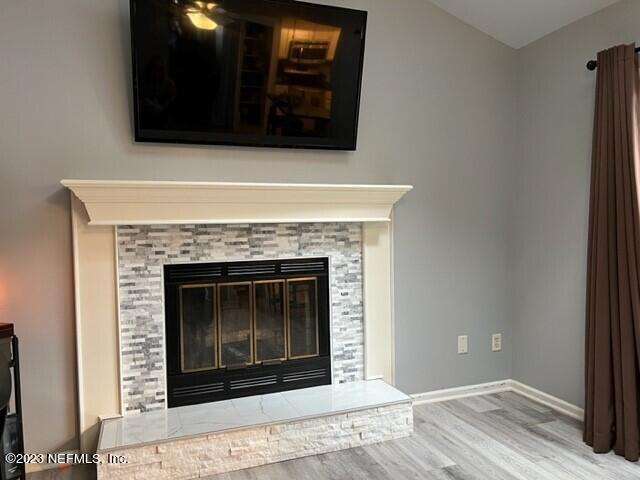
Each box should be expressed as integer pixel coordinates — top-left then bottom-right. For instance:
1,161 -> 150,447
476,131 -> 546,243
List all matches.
63,179 -> 412,452
61,180 -> 412,225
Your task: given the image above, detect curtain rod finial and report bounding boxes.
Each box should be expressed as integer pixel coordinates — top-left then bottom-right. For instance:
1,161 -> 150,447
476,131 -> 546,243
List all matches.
587,60 -> 598,71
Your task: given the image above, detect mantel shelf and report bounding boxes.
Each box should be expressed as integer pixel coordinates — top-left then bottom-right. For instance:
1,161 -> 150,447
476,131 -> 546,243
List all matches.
61,180 -> 413,226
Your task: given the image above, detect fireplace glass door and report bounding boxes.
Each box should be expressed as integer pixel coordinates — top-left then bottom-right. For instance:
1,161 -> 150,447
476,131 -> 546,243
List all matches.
288,278 -> 319,359
254,280 -> 286,362
180,279 -> 320,370
218,282 -> 253,367
179,285 -> 217,372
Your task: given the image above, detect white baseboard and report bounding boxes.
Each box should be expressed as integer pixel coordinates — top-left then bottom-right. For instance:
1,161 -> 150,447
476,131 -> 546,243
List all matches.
509,380 -> 583,420
411,379 -> 584,421
411,379 -> 512,405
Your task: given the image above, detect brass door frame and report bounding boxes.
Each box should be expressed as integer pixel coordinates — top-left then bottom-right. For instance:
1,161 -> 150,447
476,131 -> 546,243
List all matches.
178,283 -> 217,373
286,277 -> 320,360
217,281 -> 254,368
178,277 -> 321,371
253,279 -> 287,363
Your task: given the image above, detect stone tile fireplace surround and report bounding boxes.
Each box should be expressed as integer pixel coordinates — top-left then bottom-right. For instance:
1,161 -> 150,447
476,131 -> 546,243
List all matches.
118,222 -> 364,413
63,180 -> 413,458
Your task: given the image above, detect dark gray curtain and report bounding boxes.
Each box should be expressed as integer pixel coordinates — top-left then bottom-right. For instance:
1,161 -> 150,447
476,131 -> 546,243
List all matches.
584,43 -> 640,461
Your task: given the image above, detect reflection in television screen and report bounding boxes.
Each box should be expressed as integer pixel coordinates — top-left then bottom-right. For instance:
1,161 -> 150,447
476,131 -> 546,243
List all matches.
131,0 -> 367,149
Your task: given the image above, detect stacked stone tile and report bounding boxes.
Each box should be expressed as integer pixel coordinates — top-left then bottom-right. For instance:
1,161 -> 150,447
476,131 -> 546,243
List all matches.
117,223 -> 364,413
97,402 -> 413,479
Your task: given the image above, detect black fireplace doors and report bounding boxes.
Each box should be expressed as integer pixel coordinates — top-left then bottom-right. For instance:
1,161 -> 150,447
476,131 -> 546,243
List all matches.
164,257 -> 331,407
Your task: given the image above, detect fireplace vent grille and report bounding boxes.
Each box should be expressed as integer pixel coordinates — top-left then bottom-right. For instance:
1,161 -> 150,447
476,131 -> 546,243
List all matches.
228,263 -> 276,276
230,376 -> 278,390
173,382 -> 225,398
281,261 -> 326,273
165,264 -> 223,281
165,258 -> 330,282
283,368 -> 329,383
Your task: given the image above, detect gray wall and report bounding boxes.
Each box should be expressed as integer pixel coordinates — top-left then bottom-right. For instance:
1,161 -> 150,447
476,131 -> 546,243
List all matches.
0,0 -> 517,453
512,0 -> 640,408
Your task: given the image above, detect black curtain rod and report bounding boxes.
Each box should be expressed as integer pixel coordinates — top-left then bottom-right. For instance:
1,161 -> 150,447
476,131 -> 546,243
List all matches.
586,46 -> 640,71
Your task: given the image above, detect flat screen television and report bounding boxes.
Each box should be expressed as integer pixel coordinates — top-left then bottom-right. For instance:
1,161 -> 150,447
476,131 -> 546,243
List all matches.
130,0 -> 367,150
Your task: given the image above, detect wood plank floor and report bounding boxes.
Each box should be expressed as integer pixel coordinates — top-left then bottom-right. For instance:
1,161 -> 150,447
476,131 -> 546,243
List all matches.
27,391 -> 640,480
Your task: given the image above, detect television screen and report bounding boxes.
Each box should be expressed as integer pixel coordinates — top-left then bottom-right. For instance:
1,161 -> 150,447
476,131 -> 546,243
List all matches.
130,0 -> 367,150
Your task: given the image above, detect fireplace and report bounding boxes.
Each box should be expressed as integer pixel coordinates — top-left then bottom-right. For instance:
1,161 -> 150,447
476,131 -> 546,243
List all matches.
64,180 -> 410,452
164,257 -> 331,407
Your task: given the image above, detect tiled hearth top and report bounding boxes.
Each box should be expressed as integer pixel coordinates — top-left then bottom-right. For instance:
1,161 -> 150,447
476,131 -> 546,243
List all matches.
97,380 -> 410,452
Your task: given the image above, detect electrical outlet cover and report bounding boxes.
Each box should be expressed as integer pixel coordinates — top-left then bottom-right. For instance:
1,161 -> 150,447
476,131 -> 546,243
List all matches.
458,335 -> 469,354
492,333 -> 502,352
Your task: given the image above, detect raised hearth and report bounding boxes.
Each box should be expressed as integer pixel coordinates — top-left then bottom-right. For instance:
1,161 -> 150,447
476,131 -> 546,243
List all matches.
97,380 -> 413,479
